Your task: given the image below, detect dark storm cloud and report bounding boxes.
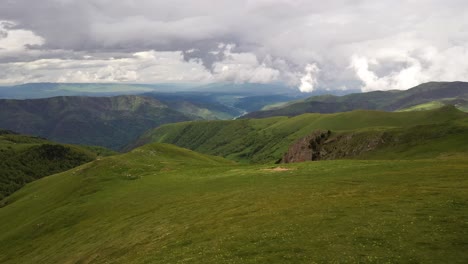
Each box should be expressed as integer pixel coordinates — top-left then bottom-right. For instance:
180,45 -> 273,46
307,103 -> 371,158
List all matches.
1,0 -> 468,90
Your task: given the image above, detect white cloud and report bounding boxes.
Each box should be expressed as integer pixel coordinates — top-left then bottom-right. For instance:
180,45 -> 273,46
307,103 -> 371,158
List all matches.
350,44 -> 468,92
299,64 -> 320,92
0,51 -> 213,84
0,21 -> 44,56
211,44 -> 280,83
0,47 -> 283,85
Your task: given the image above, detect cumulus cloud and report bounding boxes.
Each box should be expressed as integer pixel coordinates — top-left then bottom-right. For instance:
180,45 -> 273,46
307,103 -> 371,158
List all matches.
1,0 -> 468,91
0,51 -> 213,84
299,64 -> 320,92
350,44 -> 468,92
211,44 -> 280,83
0,21 -> 44,56
350,54 -> 425,92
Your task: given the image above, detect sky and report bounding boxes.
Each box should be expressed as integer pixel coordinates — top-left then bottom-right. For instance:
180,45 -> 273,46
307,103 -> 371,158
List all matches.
1,0 -> 468,92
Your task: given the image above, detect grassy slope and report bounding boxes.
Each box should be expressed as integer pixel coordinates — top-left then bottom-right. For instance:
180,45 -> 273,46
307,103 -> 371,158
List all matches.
398,101 -> 446,112
0,143 -> 466,263
131,106 -> 468,163
0,95 -> 194,150
398,99 -> 468,113
0,130 -> 115,200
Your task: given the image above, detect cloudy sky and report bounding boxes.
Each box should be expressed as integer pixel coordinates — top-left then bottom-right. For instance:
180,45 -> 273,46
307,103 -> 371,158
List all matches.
1,0 -> 468,92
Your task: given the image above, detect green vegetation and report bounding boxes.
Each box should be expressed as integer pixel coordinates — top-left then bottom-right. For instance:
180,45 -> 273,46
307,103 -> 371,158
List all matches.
131,106 -> 468,163
0,143 -> 466,263
398,101 -> 446,112
398,99 -> 468,113
244,81 -> 468,118
0,130 -> 115,200
0,92 -> 305,150
0,95 -> 194,150
2,88 -> 468,263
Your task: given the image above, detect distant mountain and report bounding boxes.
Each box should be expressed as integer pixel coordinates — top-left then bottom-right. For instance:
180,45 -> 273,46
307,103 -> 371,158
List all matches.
0,129 -> 114,201
0,91 -> 316,150
243,82 -> 468,118
0,95 -> 194,150
0,83 -> 192,99
0,82 -> 307,99
0,82 -> 322,119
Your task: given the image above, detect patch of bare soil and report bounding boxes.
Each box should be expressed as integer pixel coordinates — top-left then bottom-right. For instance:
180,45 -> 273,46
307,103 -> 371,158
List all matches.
261,167 -> 293,172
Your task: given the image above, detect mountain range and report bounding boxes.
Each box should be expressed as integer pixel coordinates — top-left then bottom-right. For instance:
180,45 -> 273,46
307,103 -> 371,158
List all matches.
243,81 -> 468,118
0,82 -> 329,99
1,81 -> 467,152
0,84 -> 314,150
0,95 -> 195,150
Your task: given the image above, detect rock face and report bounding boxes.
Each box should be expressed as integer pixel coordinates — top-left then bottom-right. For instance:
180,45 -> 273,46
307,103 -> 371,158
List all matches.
280,130 -> 388,163
281,130 -> 331,163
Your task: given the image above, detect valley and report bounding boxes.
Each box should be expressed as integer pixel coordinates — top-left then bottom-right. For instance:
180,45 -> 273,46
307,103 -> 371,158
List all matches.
0,82 -> 467,263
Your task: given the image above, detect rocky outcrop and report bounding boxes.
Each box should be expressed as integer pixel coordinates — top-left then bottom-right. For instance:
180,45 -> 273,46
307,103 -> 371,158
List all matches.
280,130 -> 331,163
280,130 -> 388,163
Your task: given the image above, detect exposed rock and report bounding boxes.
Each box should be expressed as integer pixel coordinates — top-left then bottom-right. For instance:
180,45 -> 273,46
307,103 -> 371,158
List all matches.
280,130 -> 331,163
280,130 -> 388,163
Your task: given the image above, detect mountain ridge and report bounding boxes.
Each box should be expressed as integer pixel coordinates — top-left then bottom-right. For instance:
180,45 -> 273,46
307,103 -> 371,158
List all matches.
0,95 -> 194,150
243,81 -> 468,118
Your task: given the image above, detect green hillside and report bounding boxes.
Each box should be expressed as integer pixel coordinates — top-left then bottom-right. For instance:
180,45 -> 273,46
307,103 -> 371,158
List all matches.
130,106 -> 468,163
398,99 -> 468,112
0,95 -> 195,150
398,101 -> 446,112
0,143 -> 466,263
244,81 -> 468,118
0,130 -> 115,200
0,93 -> 308,150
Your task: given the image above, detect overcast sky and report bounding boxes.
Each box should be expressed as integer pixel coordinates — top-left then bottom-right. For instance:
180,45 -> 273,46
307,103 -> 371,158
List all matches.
1,0 -> 468,92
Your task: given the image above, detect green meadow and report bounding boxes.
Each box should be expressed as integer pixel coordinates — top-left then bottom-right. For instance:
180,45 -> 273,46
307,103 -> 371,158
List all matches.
0,143 -> 467,263
1,106 -> 468,263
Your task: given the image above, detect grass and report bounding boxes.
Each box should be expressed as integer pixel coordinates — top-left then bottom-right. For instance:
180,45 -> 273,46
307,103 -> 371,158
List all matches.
2,107 -> 468,263
398,100 -> 468,113
397,101 -> 446,112
131,106 -> 468,163
0,130 -> 116,200
0,143 -> 466,263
